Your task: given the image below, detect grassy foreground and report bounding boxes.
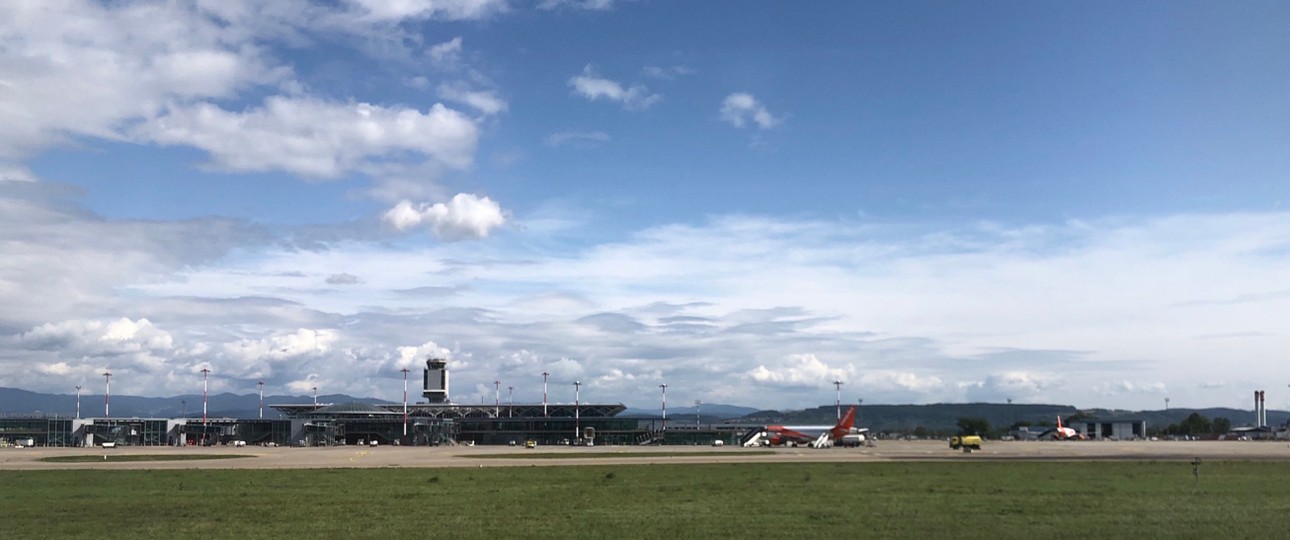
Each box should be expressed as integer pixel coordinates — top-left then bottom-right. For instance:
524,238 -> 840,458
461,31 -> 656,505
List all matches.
473,450 -> 774,459
3,461 -> 1290,538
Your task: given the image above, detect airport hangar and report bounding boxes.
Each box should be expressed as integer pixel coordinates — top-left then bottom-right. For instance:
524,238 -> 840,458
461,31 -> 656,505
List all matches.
0,359 -> 753,448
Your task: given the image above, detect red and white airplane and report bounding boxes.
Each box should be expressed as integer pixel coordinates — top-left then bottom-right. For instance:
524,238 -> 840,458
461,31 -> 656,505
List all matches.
751,406 -> 868,448
1041,415 -> 1085,440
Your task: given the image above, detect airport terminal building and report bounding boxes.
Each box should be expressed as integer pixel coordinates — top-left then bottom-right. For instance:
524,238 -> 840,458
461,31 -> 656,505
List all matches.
0,359 -> 747,448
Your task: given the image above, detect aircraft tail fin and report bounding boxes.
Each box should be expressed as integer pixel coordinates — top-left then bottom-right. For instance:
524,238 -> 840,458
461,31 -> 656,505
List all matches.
831,406 -> 857,439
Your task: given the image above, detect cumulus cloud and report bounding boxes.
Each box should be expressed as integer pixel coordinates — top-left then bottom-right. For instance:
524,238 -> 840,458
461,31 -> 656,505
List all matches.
17,318 -> 174,354
0,1 -> 287,157
382,193 -> 507,240
568,66 -> 661,111
720,92 -> 781,129
141,97 -> 479,178
6,194 -> 1290,409
746,354 -> 848,387
397,340 -> 453,370
962,372 -> 1058,402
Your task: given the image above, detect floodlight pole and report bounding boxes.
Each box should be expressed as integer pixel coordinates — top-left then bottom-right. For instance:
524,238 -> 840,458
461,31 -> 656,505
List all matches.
313,386 -> 318,408
508,386 -> 514,418
201,367 -> 210,445
574,380 -> 582,441
833,380 -> 844,420
103,371 -> 111,419
494,380 -> 500,418
258,380 -> 264,419
659,383 -> 668,434
542,372 -> 549,418
696,399 -> 702,428
75,385 -> 82,420
401,368 -> 410,437
201,368 -> 210,423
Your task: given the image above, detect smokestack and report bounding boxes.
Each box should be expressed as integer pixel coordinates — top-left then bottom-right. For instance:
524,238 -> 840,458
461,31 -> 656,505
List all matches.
1261,391 -> 1267,428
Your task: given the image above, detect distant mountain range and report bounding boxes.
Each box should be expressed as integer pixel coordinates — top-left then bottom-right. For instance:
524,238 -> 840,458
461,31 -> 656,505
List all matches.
2,387 -> 1279,433
0,387 -> 383,420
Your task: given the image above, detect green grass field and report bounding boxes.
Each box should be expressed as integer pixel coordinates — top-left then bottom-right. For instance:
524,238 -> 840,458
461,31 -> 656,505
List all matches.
3,461 -> 1289,538
473,450 -> 774,459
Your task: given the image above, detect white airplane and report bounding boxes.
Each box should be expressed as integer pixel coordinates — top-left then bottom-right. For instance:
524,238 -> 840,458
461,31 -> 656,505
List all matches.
750,406 -> 868,448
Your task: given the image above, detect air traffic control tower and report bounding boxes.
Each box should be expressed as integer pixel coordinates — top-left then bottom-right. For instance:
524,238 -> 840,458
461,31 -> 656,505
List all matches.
422,358 -> 450,403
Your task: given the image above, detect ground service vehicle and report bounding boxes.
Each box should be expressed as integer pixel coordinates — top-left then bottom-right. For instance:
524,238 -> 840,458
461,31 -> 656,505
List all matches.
949,435 -> 983,450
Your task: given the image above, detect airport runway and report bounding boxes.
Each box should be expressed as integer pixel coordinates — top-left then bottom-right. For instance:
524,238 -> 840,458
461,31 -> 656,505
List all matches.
4,440 -> 1290,470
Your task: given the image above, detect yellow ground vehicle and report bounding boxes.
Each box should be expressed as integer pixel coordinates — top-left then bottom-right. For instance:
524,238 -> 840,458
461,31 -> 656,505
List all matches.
949,435 -> 983,450
524,440 -> 537,449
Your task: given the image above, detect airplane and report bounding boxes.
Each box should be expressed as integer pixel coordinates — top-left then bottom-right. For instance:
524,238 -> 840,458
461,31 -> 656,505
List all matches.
1039,415 -> 1085,440
749,406 -> 868,448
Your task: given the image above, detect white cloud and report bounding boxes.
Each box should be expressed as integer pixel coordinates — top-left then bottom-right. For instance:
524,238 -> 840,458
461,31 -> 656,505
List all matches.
746,354 -> 848,387
1095,380 -> 1168,396
539,0 -> 616,10
568,66 -> 661,111
0,1 -> 287,157
0,165 -> 36,182
344,0 -> 508,21
382,193 -> 507,240
437,83 -> 508,116
397,340 -> 453,369
720,92 -> 781,129
642,65 -> 695,80
427,36 -> 464,67
141,97 -> 479,178
6,189 -> 1290,409
326,273 -> 361,285
545,131 -> 610,147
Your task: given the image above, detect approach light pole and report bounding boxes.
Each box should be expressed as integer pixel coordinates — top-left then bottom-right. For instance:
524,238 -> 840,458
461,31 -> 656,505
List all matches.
401,368 -> 410,437
508,386 -> 514,418
833,380 -> 844,421
542,372 -> 549,418
75,385 -> 82,419
659,383 -> 668,434
574,380 -> 582,442
258,380 -> 264,419
494,380 -> 501,418
103,370 -> 111,419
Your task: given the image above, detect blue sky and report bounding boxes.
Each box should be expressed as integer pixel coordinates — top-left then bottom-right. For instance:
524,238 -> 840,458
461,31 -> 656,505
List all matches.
2,1 -> 1289,412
